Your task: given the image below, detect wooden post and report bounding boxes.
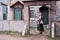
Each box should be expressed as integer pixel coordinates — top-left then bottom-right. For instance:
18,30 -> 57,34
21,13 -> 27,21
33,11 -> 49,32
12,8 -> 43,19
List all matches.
51,22 -> 54,38
22,5 -> 30,36
8,0 -> 14,20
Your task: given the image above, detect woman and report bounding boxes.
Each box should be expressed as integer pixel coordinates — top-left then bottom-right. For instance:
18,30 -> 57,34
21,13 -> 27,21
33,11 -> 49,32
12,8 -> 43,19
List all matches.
37,13 -> 44,34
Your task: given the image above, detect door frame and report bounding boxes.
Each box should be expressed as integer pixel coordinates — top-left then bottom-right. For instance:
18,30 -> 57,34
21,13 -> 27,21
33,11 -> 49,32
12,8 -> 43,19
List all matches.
28,5 -> 51,33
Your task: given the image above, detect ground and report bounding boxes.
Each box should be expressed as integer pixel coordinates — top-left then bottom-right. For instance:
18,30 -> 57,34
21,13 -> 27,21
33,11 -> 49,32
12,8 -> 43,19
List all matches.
0,34 -> 48,40
0,26 -> 49,40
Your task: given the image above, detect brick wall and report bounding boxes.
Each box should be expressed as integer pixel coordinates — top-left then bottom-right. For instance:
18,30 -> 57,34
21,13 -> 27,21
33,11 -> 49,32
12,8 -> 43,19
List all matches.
23,1 -> 56,35
23,1 -> 56,22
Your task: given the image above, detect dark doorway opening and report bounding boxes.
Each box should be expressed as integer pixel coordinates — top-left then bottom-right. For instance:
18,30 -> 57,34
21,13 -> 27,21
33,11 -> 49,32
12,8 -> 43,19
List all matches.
39,5 -> 49,25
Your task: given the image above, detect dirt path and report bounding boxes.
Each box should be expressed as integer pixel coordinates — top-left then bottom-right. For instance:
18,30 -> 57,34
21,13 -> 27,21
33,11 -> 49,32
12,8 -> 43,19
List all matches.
0,34 -> 48,40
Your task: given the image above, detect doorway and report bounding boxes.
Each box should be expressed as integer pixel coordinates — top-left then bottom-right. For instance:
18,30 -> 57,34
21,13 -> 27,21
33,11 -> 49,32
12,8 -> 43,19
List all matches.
29,5 -> 50,34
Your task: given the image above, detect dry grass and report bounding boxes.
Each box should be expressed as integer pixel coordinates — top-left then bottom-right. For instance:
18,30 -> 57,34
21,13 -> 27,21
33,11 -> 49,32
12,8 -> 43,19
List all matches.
0,31 -> 22,37
45,27 -> 60,40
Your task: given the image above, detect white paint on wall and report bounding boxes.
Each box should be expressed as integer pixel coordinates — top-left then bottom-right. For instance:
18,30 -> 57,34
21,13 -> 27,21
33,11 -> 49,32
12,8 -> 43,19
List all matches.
0,5 -> 3,20
10,21 -> 24,32
0,21 -> 25,32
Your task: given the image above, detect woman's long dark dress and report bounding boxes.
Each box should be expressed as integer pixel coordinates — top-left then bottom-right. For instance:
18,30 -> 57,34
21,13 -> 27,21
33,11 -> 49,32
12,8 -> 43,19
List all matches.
37,17 -> 44,32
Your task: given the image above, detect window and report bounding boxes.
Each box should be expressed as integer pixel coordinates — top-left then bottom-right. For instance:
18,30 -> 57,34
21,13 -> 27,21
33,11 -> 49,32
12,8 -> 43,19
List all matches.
14,8 -> 22,20
56,5 -> 60,21
3,6 -> 7,20
3,13 -> 7,20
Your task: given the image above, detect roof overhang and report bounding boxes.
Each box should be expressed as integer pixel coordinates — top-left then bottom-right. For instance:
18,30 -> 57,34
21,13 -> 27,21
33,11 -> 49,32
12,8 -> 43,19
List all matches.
23,0 -> 58,2
10,1 -> 24,8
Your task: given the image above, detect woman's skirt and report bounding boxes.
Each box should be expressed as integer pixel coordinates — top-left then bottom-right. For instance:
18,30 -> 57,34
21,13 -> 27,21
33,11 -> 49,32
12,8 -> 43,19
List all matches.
37,24 -> 44,32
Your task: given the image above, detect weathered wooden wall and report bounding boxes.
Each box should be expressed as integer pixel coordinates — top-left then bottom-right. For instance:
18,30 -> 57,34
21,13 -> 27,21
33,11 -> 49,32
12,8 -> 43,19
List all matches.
0,21 -> 24,32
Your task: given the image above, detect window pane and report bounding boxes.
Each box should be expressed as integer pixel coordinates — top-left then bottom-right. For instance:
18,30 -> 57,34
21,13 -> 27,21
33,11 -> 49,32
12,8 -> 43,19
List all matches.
3,6 -> 7,20
14,8 -> 22,20
3,14 -> 7,20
